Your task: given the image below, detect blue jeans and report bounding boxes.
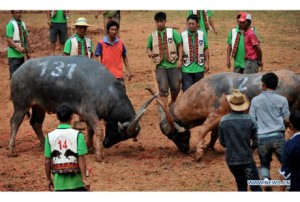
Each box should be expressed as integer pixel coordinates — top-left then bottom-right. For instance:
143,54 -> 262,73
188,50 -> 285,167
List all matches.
228,163 -> 262,191
258,132 -> 285,179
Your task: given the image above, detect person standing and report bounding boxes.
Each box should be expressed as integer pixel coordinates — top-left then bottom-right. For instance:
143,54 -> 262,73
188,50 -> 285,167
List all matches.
187,10 -> 217,36
64,17 -> 93,58
147,12 -> 182,107
219,89 -> 262,191
95,10 -> 121,37
64,17 -> 93,130
47,10 -> 69,56
95,20 -> 132,91
238,12 -> 263,74
279,110 -> 300,191
250,72 -> 290,191
181,14 -> 209,92
6,10 -> 31,80
227,12 -> 259,74
44,104 -> 90,191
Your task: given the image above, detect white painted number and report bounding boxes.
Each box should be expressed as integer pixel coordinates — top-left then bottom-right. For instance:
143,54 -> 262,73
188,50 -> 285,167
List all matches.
39,61 -> 77,79
67,64 -> 77,79
39,61 -> 49,77
51,61 -> 64,77
238,77 -> 248,91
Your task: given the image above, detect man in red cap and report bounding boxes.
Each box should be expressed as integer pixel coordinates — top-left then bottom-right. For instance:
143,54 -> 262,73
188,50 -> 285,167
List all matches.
239,13 -> 263,74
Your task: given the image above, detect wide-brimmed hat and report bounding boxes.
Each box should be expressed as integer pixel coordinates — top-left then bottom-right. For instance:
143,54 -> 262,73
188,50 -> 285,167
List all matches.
226,89 -> 250,111
238,13 -> 252,22
73,17 -> 91,27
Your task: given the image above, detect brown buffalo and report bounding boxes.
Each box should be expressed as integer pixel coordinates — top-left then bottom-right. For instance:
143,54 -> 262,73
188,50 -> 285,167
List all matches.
148,70 -> 300,161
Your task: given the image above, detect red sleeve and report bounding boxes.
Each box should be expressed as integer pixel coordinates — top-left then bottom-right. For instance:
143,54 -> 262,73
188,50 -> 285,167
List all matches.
249,31 -> 259,46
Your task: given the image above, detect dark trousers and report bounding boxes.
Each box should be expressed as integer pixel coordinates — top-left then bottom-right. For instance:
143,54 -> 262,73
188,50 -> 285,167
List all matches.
182,72 -> 204,92
156,66 -> 181,96
9,57 -> 24,79
228,163 -> 262,191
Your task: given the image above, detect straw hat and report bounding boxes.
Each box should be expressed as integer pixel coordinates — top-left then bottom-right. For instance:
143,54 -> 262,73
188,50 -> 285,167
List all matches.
226,89 -> 250,111
73,17 -> 91,27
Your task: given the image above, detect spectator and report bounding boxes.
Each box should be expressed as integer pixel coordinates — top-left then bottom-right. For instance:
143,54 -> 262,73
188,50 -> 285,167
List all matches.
227,12 -> 259,74
238,13 -> 263,74
250,72 -> 290,191
146,12 -> 182,108
95,20 -> 132,91
95,10 -> 121,37
219,89 -> 262,191
64,17 -> 93,58
279,110 -> 300,191
181,14 -> 209,92
44,104 -> 90,191
6,10 -> 31,80
47,10 -> 69,55
187,10 -> 217,35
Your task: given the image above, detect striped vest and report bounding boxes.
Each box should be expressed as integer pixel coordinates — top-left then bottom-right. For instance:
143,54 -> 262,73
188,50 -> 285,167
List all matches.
181,30 -> 205,66
151,28 -> 178,64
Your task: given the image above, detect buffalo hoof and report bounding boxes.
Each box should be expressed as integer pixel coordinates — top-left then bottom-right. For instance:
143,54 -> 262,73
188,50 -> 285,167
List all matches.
7,148 -> 18,157
195,149 -> 204,162
95,155 -> 104,163
206,145 -> 216,151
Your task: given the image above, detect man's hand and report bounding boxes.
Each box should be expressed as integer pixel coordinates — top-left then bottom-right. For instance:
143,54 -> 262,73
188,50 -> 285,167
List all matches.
226,60 -> 231,69
127,73 -> 133,81
82,178 -> 90,191
204,63 -> 210,72
47,179 -> 53,191
177,60 -> 182,70
47,20 -> 52,27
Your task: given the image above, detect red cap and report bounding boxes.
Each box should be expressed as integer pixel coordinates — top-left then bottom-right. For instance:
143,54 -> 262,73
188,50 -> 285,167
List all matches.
238,13 -> 252,22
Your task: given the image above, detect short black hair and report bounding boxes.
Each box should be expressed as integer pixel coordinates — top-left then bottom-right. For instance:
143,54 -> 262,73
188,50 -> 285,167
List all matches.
261,72 -> 278,90
106,20 -> 119,31
290,110 -> 300,131
187,14 -> 198,23
154,12 -> 166,21
56,104 -> 73,122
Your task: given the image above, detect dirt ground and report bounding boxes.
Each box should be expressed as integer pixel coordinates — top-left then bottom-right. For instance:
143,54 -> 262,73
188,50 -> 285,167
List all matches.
0,11 -> 299,192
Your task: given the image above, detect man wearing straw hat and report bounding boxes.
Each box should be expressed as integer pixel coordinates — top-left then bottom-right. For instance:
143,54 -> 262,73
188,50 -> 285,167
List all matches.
219,89 -> 262,191
64,17 -> 93,130
64,17 -> 93,58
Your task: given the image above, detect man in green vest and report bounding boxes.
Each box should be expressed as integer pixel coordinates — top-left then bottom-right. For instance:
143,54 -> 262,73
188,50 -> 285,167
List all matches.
6,10 -> 31,80
227,12 -> 259,74
47,10 -> 69,56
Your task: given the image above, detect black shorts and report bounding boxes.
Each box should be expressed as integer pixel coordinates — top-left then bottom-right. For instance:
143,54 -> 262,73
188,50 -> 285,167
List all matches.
49,22 -> 68,44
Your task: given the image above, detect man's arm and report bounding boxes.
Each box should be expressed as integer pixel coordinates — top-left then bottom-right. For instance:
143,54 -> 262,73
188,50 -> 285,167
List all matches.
209,17 -> 217,35
177,43 -> 183,69
204,48 -> 210,72
78,155 -> 90,190
122,55 -> 133,81
226,44 -> 232,69
44,157 -> 53,190
46,11 -> 52,27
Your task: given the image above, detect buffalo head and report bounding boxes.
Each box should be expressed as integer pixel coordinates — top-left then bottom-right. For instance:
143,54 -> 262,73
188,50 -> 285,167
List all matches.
103,93 -> 157,148
146,88 -> 191,153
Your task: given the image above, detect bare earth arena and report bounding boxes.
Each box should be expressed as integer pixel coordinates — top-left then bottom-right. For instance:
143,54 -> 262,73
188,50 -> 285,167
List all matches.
0,11 -> 299,191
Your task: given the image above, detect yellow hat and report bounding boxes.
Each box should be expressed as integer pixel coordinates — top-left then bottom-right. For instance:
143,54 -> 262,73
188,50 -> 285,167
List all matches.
73,17 -> 91,27
226,89 -> 250,112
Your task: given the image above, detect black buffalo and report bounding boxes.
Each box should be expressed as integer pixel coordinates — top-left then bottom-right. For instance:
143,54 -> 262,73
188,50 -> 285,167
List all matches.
9,56 -> 156,161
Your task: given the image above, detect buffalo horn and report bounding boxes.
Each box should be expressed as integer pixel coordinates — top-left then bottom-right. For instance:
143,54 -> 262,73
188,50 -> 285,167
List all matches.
146,88 -> 175,134
126,94 -> 157,137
